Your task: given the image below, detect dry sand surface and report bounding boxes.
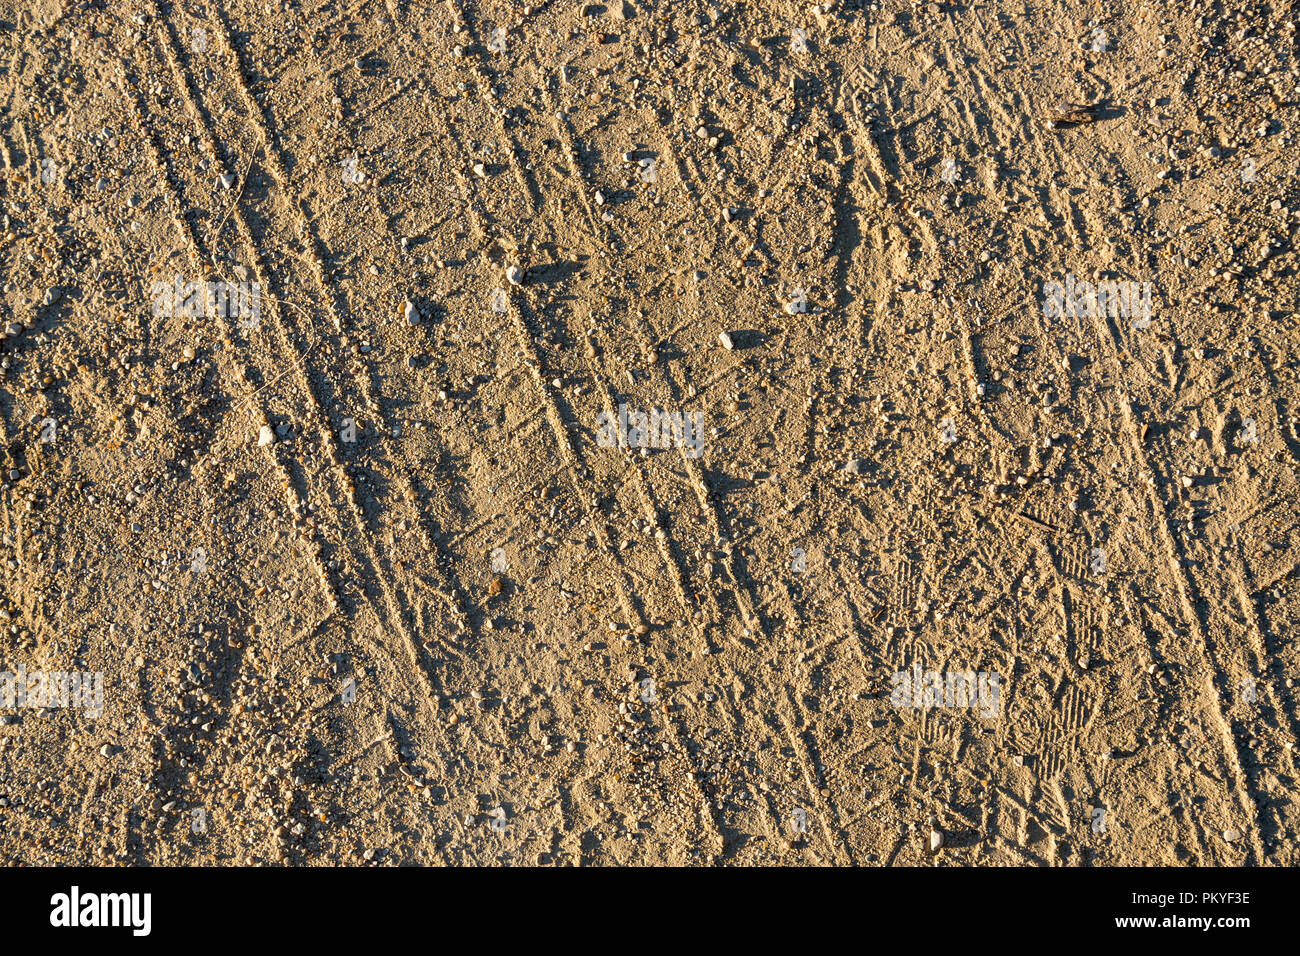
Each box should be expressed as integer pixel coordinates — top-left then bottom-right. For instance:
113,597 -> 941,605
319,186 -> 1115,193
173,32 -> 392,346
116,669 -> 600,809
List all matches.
0,0 -> 1297,867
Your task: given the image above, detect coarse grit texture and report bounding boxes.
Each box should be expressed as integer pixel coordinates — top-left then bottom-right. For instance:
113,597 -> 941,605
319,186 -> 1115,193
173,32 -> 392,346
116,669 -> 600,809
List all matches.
0,0 -> 1297,866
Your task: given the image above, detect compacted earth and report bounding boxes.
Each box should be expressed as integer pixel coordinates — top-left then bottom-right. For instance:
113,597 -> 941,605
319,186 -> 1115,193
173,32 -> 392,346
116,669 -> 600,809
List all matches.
0,0 -> 1297,866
